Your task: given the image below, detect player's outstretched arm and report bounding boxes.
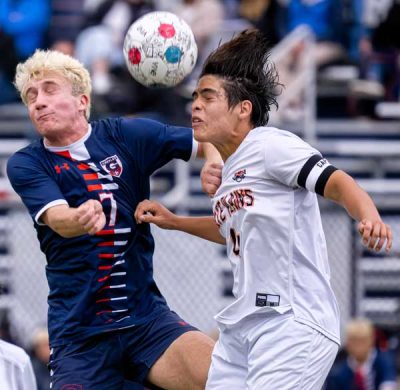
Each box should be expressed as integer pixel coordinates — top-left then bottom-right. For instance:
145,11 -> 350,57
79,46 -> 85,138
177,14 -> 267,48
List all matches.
42,199 -> 106,238
135,199 -> 225,244
323,170 -> 392,252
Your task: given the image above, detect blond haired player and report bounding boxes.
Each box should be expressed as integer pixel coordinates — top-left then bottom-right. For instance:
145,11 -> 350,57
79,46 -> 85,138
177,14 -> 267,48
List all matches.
7,49 -> 220,389
135,30 -> 392,389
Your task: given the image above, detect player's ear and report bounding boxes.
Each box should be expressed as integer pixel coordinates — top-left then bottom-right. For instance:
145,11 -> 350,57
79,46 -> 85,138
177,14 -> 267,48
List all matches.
239,100 -> 252,120
79,94 -> 89,112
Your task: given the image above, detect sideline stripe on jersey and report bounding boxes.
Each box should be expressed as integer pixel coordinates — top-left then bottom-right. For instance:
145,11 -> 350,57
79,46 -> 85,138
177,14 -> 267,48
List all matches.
297,154 -> 337,196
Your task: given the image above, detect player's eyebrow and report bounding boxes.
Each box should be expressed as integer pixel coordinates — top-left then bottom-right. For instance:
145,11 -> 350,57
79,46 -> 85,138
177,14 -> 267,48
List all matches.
192,88 -> 219,99
26,80 -> 59,94
41,80 -> 60,88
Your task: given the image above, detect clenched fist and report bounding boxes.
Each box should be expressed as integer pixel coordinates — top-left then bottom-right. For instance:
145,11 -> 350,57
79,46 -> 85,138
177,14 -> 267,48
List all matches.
75,199 -> 106,235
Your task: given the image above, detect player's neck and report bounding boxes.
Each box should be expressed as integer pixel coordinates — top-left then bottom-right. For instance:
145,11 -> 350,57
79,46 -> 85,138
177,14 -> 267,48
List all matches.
43,122 -> 89,148
217,125 -> 252,161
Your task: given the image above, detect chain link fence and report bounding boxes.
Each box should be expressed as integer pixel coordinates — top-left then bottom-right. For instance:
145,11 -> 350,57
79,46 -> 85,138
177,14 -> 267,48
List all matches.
1,200 -> 378,347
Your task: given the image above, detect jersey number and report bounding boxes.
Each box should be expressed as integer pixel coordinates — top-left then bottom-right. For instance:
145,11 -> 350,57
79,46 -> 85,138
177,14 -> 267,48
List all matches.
99,192 -> 117,226
230,228 -> 240,256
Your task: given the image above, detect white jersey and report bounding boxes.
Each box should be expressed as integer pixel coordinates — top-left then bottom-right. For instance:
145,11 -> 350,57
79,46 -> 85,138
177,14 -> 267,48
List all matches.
0,339 -> 37,390
211,126 -> 340,344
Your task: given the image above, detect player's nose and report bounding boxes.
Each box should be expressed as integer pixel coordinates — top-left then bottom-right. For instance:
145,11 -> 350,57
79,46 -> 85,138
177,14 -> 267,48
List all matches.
34,90 -> 48,110
191,98 -> 201,113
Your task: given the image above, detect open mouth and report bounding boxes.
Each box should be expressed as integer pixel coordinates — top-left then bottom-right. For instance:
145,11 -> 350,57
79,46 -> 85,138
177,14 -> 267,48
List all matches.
192,117 -> 203,126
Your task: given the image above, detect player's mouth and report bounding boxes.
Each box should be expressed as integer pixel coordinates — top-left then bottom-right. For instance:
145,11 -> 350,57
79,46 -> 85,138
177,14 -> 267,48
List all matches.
191,117 -> 203,127
37,113 -> 53,121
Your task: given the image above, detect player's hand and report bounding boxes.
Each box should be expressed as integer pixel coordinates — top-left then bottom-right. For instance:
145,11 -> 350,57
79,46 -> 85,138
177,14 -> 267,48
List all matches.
135,200 -> 177,230
357,219 -> 392,252
75,199 -> 106,235
201,161 -> 222,197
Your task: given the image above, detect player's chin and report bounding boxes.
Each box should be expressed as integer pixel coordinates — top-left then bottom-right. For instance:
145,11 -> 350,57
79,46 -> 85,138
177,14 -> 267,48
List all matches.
193,126 -> 207,142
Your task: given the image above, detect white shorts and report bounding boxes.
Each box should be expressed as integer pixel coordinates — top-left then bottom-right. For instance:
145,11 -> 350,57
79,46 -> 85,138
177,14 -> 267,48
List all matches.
206,311 -> 339,390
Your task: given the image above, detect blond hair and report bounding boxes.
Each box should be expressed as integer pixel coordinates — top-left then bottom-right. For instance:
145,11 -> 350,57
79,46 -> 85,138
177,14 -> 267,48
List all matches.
14,49 -> 92,120
346,318 -> 374,340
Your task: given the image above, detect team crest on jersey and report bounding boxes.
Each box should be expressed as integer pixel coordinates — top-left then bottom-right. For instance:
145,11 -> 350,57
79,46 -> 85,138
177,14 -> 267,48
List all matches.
232,169 -> 246,182
100,155 -> 123,177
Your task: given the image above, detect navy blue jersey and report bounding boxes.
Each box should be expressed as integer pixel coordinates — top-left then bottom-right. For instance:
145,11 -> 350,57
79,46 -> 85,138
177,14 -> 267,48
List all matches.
7,117 -> 195,347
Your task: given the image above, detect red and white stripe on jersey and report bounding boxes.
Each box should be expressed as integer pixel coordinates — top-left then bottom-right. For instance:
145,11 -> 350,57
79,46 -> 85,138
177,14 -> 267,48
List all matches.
98,260 -> 126,271
297,154 -> 337,196
97,241 -> 128,247
96,308 -> 128,316
98,271 -> 127,283
98,252 -> 125,259
53,146 -> 90,161
95,228 -> 131,235
87,183 -> 118,192
96,296 -> 127,304
83,172 -> 113,181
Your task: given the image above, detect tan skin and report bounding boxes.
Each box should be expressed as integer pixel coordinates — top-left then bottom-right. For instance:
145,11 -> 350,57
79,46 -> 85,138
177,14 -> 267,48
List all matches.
24,71 -> 216,389
135,74 -> 392,253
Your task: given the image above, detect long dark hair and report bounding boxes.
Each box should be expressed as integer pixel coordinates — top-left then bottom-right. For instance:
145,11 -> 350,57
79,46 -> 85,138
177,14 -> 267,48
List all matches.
200,29 -> 281,127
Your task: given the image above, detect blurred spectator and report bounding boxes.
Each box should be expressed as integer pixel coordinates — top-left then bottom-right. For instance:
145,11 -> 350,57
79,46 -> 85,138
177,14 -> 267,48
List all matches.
0,309 -> 17,345
325,318 -> 397,390
0,0 -> 50,59
48,0 -> 85,55
0,0 -> 50,104
286,0 -> 346,67
221,0 -> 241,19
359,0 -> 400,101
239,0 -> 284,46
30,329 -> 50,390
75,0 -> 153,95
0,338 -> 37,390
171,0 -> 225,97
173,0 -> 224,60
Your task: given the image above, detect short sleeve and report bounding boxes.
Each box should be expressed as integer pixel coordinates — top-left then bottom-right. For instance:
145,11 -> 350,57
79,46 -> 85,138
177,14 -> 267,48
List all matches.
119,117 -> 195,175
264,132 -> 337,195
7,152 -> 67,224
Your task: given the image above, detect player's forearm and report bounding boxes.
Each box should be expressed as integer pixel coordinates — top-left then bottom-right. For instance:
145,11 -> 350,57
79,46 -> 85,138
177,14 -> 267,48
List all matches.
324,170 -> 381,222
172,216 -> 226,244
42,205 -> 88,238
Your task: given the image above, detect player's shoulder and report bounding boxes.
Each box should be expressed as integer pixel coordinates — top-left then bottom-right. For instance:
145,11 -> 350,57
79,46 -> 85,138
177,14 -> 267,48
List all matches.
246,126 -> 306,147
92,116 -> 167,136
7,139 -> 44,166
0,340 -> 31,369
90,116 -> 122,135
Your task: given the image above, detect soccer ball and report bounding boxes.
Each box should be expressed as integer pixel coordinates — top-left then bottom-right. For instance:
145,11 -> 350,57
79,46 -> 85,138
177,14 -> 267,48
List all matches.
123,11 -> 198,88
